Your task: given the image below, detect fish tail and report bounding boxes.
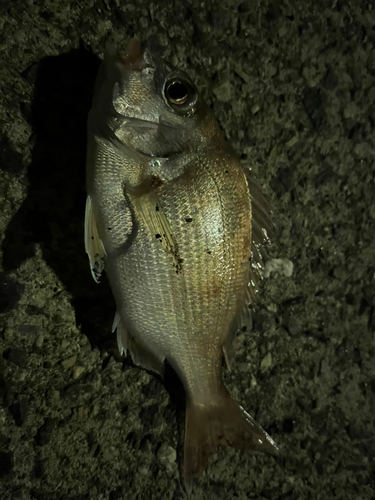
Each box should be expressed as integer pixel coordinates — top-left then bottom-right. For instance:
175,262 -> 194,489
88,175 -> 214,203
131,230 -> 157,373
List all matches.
183,385 -> 278,491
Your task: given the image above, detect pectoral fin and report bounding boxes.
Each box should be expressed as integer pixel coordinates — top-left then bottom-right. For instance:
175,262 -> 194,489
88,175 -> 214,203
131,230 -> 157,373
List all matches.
84,195 -> 107,283
130,179 -> 183,273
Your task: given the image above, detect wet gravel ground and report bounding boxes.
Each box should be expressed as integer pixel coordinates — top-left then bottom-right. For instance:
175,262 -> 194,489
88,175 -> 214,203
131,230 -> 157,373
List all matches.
0,0 -> 374,499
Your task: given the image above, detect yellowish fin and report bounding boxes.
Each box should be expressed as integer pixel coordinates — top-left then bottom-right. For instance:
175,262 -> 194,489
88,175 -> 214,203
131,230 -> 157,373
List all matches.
183,384 -> 278,492
84,195 -> 107,283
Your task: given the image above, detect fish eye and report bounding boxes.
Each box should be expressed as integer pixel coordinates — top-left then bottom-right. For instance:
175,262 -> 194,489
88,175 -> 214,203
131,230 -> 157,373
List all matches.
165,80 -> 189,104
164,77 -> 198,114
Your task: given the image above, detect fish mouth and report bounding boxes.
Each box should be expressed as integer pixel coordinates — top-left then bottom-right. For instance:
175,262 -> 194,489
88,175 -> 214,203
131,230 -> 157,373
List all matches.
119,39 -> 148,71
122,116 -> 176,130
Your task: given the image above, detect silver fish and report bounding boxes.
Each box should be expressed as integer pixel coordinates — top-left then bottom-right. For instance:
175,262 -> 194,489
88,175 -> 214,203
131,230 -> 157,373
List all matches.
85,39 -> 278,488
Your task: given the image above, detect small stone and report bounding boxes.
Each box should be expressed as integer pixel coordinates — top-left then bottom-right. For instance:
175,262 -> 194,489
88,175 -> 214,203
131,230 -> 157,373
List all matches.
278,25 -> 288,37
238,362 -> 249,373
138,465 -> 149,476
72,366 -> 85,379
109,370 -> 121,381
47,388 -> 60,401
266,303 -> 278,313
61,355 -> 77,369
157,443 -> 177,476
3,329 -> 14,340
264,258 -> 294,278
35,334 -> 44,348
260,352 -> 272,370
60,339 -> 70,350
213,81 -> 233,102
285,136 -> 299,148
91,404 -> 100,417
343,101 -> 359,119
251,104 -> 260,114
137,456 -> 151,476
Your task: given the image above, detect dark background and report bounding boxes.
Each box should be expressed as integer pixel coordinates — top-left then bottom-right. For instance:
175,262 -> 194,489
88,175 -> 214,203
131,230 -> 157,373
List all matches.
0,0 -> 374,499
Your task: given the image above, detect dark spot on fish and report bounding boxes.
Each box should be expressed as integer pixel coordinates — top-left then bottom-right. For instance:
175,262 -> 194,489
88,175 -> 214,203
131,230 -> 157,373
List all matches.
151,175 -> 163,189
225,169 -> 229,173
173,255 -> 184,274
155,234 -> 161,239
207,250 -> 211,255
107,227 -> 112,231
155,204 -> 159,212
185,217 -> 193,223
91,236 -> 94,240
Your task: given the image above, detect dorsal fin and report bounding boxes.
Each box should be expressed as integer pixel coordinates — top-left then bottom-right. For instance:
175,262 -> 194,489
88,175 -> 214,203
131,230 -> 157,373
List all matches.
245,166 -> 273,301
223,168 -> 273,368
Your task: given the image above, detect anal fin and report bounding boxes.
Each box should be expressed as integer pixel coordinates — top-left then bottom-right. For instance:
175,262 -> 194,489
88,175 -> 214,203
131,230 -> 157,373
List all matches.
84,195 -> 107,283
113,311 -> 165,376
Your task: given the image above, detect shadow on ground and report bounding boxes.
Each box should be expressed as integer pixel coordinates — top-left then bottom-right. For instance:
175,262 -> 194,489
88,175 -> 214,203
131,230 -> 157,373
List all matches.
2,45 -> 116,348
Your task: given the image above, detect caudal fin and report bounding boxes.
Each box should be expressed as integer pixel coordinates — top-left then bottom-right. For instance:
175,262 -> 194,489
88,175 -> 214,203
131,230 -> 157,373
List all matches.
183,386 -> 278,490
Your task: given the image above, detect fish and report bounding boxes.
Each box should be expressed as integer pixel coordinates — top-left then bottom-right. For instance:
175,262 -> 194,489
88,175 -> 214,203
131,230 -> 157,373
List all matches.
85,38 -> 278,489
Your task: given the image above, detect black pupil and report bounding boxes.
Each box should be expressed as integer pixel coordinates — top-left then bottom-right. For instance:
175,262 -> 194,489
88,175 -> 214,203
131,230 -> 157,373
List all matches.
167,81 -> 188,102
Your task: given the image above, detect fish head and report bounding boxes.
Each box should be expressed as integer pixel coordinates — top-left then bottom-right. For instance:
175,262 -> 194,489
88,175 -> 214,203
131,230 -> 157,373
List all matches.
89,39 -> 220,158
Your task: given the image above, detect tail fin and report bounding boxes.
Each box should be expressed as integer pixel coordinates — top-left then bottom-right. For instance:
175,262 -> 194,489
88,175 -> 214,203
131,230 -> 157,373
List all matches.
183,386 -> 278,491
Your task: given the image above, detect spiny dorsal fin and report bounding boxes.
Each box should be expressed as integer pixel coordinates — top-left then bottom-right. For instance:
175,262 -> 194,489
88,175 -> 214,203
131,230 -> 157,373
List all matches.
245,166 -> 273,301
223,168 -> 273,367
